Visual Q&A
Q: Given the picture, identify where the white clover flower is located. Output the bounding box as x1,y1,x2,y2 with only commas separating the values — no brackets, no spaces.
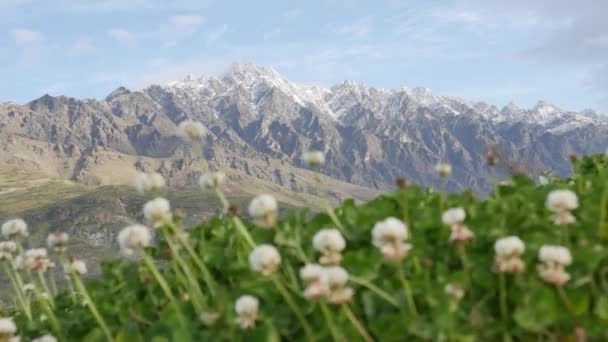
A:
47,232,69,253
539,245,572,266
0,241,17,260
435,163,452,177
32,335,57,342
249,244,281,276
494,236,526,274
22,283,35,293
200,311,221,327
494,236,525,258
300,263,326,283
545,190,578,212
537,245,572,286
23,248,51,273
442,208,466,226
199,172,226,190
0,318,16,336
1,219,28,239
302,151,325,167
324,266,353,304
248,194,278,228
313,229,346,265
372,217,412,262
143,197,173,228
449,224,474,245
235,295,259,329
65,260,87,276
177,120,207,142
300,264,330,300
444,283,465,300
117,225,152,256
134,172,166,195
12,255,23,271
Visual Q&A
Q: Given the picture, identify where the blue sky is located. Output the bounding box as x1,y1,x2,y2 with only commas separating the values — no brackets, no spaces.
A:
1,0,607,112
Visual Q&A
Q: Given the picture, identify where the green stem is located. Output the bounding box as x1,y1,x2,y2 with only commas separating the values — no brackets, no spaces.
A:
556,286,574,315
397,265,419,317
49,271,58,296
31,276,62,338
320,303,341,341
172,226,218,297
598,180,608,240
499,273,512,342
214,188,230,212
350,275,399,307
140,251,188,331
37,272,55,308
231,217,257,249
3,261,32,321
72,272,113,341
457,245,473,298
271,276,315,342
164,234,207,314
314,172,349,238
342,304,374,342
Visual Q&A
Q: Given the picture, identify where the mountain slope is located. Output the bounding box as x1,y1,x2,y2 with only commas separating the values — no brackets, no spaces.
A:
1,62,607,196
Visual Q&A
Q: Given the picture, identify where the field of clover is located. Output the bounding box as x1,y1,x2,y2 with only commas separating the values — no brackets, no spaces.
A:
1,120,608,342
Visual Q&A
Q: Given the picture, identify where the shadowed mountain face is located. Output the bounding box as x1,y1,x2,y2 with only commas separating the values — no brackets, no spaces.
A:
1,63,607,195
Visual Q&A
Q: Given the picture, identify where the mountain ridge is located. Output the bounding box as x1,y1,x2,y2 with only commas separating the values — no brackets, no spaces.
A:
1,62,607,197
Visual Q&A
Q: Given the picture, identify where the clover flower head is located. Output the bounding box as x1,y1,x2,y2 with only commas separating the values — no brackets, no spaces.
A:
313,229,345,265
372,217,411,262
143,197,173,228
12,255,23,271
539,245,572,266
444,283,465,300
65,259,87,275
22,283,35,293
494,236,526,274
442,208,466,226
435,163,452,177
249,244,281,276
324,266,353,304
1,219,28,239
0,241,17,260
47,232,69,252
177,120,207,142
494,236,525,258
302,150,325,166
199,172,226,190
235,295,259,329
537,245,572,286
0,318,16,337
134,172,166,195
24,248,51,273
117,225,152,256
545,190,578,212
300,264,330,300
248,194,278,228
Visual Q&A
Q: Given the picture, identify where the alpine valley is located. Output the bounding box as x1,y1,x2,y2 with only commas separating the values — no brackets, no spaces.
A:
1,62,607,254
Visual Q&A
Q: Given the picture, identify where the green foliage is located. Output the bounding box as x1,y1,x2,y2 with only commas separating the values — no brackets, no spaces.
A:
3,154,608,341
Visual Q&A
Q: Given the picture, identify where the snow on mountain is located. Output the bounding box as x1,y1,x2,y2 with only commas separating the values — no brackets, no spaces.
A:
159,62,605,134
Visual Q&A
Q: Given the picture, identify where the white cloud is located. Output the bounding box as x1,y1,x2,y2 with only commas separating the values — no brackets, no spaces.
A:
169,14,206,33
108,28,136,45
206,24,228,44
333,17,372,40
9,28,43,45
69,36,96,55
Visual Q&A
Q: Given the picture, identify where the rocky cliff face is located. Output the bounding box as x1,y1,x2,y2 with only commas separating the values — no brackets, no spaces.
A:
2,62,607,195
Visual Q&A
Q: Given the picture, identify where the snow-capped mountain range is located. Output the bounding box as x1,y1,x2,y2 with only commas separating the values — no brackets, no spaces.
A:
162,63,605,134
1,62,607,194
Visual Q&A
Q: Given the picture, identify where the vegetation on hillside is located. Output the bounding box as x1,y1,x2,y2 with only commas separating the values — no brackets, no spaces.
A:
1,122,607,341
